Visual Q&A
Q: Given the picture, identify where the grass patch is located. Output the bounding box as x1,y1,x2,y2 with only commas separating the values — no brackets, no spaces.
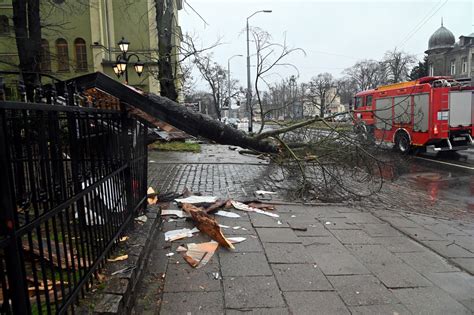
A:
149,141,201,153
262,120,352,131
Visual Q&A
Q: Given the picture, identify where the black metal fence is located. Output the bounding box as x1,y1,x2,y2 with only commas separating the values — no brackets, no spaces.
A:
0,97,148,313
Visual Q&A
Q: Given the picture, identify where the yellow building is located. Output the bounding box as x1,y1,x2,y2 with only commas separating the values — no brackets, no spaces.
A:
0,0,183,99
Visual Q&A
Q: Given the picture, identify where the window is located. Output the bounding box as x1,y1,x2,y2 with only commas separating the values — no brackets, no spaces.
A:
429,64,434,76
74,38,87,71
355,97,363,109
56,38,69,71
366,95,373,107
462,57,467,73
450,60,456,75
0,15,9,35
39,39,51,72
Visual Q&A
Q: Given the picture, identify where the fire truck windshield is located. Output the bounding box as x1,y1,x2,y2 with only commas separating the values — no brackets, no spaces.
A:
355,97,363,109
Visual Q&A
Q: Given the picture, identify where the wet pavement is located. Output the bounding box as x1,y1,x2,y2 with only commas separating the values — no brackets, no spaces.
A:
131,144,474,314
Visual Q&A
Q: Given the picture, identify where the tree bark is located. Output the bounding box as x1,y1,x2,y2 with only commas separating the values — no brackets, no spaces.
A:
12,0,42,101
155,0,178,101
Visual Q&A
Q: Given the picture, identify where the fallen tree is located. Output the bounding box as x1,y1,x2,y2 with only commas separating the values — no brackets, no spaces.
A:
70,72,397,202
71,72,278,154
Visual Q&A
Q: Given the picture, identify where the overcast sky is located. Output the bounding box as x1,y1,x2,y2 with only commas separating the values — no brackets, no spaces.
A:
180,0,473,90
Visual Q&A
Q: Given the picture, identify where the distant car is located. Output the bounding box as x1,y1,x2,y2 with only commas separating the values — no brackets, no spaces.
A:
334,113,351,122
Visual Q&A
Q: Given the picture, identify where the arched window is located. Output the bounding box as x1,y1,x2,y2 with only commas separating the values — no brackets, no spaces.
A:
0,15,9,35
74,38,88,71
39,39,51,72
56,38,69,71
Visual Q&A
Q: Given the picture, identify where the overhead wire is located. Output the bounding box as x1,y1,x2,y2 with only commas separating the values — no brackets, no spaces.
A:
396,0,443,47
397,0,449,48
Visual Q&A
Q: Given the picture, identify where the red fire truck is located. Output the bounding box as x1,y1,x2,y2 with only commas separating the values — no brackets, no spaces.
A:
353,76,474,153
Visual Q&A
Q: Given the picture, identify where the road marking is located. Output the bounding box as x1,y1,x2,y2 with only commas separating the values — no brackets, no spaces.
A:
415,156,474,170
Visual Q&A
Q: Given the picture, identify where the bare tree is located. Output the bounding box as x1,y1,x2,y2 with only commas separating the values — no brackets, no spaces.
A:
337,77,358,108
249,27,305,133
383,48,417,83
306,73,340,118
192,54,228,120
344,59,387,91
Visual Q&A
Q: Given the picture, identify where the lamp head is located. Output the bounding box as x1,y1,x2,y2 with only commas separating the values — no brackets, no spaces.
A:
113,64,121,77
134,61,145,77
118,37,130,53
116,57,127,72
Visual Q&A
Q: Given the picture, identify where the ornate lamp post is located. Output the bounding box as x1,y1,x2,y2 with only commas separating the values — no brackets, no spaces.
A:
113,37,145,84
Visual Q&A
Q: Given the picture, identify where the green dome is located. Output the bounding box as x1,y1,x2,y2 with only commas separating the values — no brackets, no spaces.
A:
428,25,455,51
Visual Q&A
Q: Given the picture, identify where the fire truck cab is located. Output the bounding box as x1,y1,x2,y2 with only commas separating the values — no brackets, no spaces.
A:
353,76,474,153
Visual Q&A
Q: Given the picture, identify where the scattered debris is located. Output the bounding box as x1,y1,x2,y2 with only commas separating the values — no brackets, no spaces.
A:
107,255,128,262
135,215,148,223
182,242,219,268
246,202,275,211
119,236,129,242
219,224,231,229
290,215,296,218
182,203,235,249
147,187,158,205
204,199,228,214
176,246,187,252
277,220,283,225
231,201,279,218
111,266,136,276
75,206,104,226
232,226,241,230
227,237,246,244
212,272,220,280
255,190,277,195
175,195,218,204
325,221,331,225
165,253,174,257
215,210,241,218
164,228,199,242
161,209,188,218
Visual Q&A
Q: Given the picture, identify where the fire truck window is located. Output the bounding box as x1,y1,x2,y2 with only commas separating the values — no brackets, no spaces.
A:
366,95,373,106
355,97,362,109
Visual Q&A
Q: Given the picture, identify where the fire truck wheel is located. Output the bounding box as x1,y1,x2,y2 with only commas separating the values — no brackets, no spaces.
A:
395,132,411,153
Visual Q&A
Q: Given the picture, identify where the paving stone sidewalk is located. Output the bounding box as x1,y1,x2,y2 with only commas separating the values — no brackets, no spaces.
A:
132,145,474,314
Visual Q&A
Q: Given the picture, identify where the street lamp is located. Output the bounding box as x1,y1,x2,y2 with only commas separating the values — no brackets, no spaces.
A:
246,9,272,132
228,54,243,118
113,37,144,84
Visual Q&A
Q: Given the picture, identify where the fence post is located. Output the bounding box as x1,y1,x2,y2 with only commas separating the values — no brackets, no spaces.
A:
120,105,133,216
0,110,30,314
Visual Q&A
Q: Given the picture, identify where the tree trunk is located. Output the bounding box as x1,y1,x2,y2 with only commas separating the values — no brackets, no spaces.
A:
72,72,279,154
12,0,42,101
155,0,178,101
319,98,325,117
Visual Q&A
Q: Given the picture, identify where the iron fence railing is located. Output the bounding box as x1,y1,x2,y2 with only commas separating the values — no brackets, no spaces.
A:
0,99,148,314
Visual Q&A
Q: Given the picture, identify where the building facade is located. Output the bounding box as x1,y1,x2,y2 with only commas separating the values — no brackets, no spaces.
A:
0,0,183,99
303,87,345,118
425,22,474,85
